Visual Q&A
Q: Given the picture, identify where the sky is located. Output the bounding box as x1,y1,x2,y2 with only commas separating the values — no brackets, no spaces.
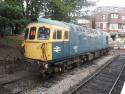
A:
97,0,125,7
90,0,125,7
87,0,125,12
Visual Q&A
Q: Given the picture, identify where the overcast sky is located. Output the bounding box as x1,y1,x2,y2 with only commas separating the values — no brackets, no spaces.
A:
90,0,125,7
98,0,125,7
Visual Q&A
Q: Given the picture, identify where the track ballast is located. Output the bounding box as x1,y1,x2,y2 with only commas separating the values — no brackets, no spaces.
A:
68,55,125,94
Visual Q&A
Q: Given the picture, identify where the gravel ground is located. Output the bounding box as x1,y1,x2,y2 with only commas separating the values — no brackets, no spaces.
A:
0,45,25,76
0,45,21,61
0,70,32,85
0,48,122,94
23,51,121,94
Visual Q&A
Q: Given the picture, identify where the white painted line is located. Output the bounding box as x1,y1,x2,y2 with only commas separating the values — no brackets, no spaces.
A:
121,82,125,94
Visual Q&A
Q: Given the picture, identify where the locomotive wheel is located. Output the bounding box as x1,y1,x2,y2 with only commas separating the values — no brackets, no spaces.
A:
61,64,67,73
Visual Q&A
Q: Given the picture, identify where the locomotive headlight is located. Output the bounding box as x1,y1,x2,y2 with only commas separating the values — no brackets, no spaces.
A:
45,64,48,69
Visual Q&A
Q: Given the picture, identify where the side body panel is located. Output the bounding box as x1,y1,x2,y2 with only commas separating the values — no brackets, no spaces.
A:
69,28,89,57
63,41,70,57
52,41,70,61
52,42,63,60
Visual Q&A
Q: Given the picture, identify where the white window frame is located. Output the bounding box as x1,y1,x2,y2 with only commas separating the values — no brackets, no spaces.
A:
122,16,125,20
110,13,118,18
114,7,118,12
107,7,110,12
102,15,106,19
98,7,101,12
102,23,107,30
110,24,118,30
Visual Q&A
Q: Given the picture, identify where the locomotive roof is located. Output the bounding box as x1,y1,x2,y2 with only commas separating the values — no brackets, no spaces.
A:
37,18,86,30
37,18,68,28
37,18,104,34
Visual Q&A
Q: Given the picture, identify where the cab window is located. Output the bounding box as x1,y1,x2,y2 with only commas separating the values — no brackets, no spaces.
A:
37,27,50,40
53,30,62,40
29,27,36,40
24,28,29,39
53,31,56,39
64,31,69,40
57,30,62,39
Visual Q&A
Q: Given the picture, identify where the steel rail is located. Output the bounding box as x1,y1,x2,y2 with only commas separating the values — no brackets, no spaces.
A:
68,55,119,94
108,62,125,94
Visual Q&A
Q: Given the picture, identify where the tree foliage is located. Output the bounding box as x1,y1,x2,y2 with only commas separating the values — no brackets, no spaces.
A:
0,1,23,21
0,0,96,36
65,0,96,19
22,0,95,21
0,0,28,36
49,0,71,21
23,0,43,20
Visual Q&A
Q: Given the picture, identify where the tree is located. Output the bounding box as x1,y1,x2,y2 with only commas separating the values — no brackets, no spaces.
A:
23,0,43,21
22,0,95,21
49,0,71,21
0,0,28,36
0,0,96,37
48,0,96,21
65,0,96,20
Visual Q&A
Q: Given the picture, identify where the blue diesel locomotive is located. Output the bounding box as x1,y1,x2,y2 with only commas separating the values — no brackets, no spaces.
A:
22,18,110,74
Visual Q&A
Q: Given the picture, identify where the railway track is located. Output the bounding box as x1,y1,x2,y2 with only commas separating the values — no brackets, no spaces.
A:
67,55,125,94
0,50,122,94
110,60,125,94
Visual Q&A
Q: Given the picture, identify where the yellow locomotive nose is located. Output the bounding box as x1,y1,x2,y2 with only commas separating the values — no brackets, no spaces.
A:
22,23,52,62
24,41,52,62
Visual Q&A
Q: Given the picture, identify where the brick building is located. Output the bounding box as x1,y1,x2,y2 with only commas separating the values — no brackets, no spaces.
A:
93,6,125,33
93,6,125,47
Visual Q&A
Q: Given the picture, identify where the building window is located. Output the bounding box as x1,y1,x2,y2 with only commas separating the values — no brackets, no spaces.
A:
122,25,125,32
100,23,103,29
110,24,118,30
122,16,125,20
102,23,107,30
102,15,106,19
96,22,100,28
98,7,101,12
114,7,118,12
111,13,118,18
107,7,110,12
